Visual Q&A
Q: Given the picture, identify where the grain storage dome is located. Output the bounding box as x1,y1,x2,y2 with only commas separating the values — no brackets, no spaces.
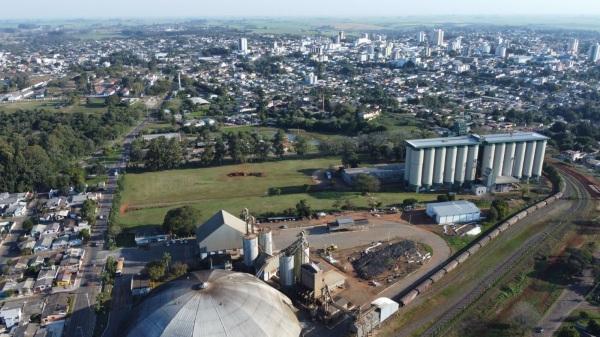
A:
124,270,302,337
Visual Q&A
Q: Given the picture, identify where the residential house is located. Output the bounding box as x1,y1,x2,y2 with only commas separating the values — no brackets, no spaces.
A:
41,294,69,326
34,269,58,293
45,198,68,211
30,224,47,237
29,255,45,267
43,223,61,236
54,272,72,288
33,236,54,253
59,257,82,274
18,239,35,253
18,278,34,297
3,202,27,217
51,236,69,251
0,303,22,329
1,280,18,296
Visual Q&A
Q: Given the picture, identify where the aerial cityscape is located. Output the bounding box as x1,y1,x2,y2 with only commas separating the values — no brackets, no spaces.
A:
0,1,599,337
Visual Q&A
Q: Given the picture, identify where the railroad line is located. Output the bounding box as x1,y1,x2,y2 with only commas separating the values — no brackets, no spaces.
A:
418,170,590,337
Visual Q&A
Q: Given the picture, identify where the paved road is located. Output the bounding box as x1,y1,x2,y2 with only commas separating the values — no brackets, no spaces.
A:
411,168,594,337
537,256,598,337
63,120,147,337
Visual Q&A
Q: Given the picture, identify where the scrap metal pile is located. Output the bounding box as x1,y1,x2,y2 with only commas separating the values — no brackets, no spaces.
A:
352,240,421,280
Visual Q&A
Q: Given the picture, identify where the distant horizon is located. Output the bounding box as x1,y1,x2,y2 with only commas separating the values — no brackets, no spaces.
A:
2,0,600,20
3,14,600,20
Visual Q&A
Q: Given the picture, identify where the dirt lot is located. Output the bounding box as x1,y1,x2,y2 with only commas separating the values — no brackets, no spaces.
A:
272,217,451,308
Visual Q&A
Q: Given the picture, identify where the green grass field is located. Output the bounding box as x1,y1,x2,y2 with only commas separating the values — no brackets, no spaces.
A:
118,157,440,229
0,100,107,114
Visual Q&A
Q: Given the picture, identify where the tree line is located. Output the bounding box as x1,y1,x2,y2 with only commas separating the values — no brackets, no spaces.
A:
130,129,407,172
0,105,142,192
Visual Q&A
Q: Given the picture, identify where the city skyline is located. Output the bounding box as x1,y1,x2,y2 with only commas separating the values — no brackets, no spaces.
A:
2,0,600,19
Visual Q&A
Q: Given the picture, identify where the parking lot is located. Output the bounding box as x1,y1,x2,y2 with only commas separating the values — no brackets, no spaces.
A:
119,239,198,276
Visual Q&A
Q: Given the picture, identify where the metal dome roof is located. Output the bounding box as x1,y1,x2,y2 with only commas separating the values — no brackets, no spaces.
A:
125,270,302,337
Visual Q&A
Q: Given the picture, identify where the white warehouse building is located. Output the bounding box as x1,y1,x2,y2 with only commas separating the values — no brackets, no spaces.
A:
404,132,548,191
426,200,481,225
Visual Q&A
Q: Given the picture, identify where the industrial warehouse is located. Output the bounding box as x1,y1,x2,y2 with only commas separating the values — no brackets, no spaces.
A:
425,200,481,225
404,132,548,191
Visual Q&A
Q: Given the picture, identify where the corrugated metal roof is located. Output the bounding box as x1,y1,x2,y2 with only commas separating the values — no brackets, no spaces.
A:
125,270,301,337
196,210,247,242
428,201,480,217
405,132,548,149
405,135,480,149
481,132,548,144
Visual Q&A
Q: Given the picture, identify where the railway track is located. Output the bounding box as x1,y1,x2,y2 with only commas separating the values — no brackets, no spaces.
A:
418,169,591,337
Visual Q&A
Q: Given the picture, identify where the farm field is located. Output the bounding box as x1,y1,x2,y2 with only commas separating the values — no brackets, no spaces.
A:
117,157,441,229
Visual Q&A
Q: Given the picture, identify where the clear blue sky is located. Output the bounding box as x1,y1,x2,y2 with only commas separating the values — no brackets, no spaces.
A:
2,0,600,19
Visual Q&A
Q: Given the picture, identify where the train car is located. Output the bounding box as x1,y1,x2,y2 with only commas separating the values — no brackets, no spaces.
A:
400,289,419,306
488,228,501,239
506,217,518,226
443,260,459,273
429,269,447,283
498,222,510,232
515,211,528,220
555,192,563,199
467,243,481,255
546,195,557,204
478,235,491,247
456,251,470,264
416,279,433,294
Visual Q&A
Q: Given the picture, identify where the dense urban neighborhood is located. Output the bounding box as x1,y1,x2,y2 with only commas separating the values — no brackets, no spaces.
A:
0,14,599,337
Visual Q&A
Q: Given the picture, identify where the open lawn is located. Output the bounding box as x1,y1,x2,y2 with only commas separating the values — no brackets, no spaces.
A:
118,157,440,229
0,100,107,114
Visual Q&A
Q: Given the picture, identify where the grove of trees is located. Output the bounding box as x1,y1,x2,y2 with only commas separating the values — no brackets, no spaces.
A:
0,105,142,192
162,206,201,237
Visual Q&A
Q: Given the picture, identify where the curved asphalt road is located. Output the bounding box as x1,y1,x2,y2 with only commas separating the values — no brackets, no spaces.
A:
273,220,451,302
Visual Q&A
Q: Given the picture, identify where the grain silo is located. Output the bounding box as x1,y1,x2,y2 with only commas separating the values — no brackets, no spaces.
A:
404,135,480,190
124,270,302,337
258,229,274,255
279,255,295,287
243,234,259,267
405,132,548,191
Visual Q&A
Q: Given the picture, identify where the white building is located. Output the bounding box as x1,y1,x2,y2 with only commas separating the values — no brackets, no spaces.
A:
589,43,600,63
568,38,579,55
0,305,21,328
239,38,248,53
196,210,247,254
418,31,426,43
496,45,507,58
426,200,481,225
433,29,444,46
305,72,318,85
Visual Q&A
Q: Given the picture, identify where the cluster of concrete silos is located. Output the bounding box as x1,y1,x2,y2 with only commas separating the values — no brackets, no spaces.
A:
404,135,480,190
404,132,549,191
480,139,547,184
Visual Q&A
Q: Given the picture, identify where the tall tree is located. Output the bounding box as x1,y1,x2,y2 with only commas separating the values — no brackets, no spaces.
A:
294,135,308,156
162,206,201,237
272,130,286,158
213,136,226,164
